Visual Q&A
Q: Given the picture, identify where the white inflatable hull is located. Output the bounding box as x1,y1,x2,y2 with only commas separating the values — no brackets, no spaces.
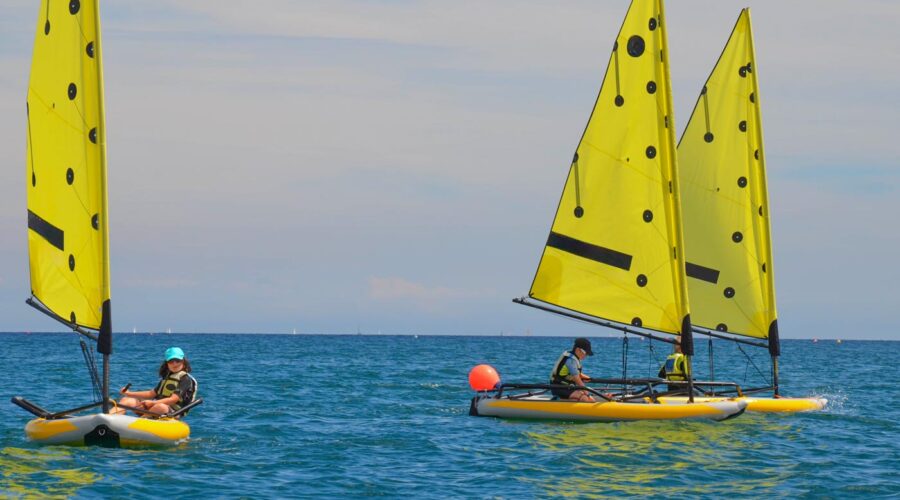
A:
25,413,190,447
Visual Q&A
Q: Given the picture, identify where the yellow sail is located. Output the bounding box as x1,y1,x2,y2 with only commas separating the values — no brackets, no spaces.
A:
26,0,111,334
677,9,777,341
529,0,690,336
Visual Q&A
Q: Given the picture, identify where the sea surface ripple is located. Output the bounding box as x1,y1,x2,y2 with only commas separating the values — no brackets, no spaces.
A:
1,333,898,498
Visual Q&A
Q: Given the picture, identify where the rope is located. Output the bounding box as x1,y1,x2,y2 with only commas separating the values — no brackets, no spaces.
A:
621,333,629,392
736,342,770,385
708,336,715,381
79,337,102,401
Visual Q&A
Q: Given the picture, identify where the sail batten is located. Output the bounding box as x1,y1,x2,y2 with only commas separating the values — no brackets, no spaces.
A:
528,0,691,338
677,8,776,341
26,0,111,336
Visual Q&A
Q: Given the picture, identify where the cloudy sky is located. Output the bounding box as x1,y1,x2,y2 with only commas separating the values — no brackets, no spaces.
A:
0,1,897,339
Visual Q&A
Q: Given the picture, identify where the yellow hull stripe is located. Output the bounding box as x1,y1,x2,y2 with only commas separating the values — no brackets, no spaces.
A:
127,418,190,441
25,419,78,441
658,396,826,413
484,399,727,420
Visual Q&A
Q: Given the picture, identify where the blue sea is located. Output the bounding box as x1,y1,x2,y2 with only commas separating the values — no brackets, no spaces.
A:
1,333,897,498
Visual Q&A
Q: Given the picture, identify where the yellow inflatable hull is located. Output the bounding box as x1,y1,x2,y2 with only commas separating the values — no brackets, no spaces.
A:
25,413,190,447
657,396,826,413
473,395,746,422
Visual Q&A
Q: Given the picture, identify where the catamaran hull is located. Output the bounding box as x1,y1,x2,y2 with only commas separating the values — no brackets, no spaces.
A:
472,395,746,422
657,396,826,413
25,413,189,447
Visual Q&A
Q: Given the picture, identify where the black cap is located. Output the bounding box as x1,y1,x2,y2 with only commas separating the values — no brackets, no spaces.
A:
574,337,593,356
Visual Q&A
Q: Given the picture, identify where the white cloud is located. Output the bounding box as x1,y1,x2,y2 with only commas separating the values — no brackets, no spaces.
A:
368,276,496,311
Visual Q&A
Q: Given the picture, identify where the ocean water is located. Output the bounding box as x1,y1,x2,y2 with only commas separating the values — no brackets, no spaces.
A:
0,333,897,498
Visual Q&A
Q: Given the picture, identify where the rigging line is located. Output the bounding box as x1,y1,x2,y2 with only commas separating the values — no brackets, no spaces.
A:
736,342,770,385
708,336,715,381
572,155,582,211
26,105,36,180
702,88,711,135
613,43,622,101
79,336,101,400
621,332,629,393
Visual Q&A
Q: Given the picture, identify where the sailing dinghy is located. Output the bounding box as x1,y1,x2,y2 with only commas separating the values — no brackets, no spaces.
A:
660,8,824,413
11,0,201,446
470,0,747,422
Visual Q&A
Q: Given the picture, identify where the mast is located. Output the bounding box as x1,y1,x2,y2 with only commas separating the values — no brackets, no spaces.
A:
745,8,779,394
520,0,694,399
91,0,113,411
656,0,695,400
676,8,778,394
26,0,112,410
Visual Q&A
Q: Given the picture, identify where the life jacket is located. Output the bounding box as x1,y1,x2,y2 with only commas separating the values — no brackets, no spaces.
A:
662,353,689,381
550,350,582,385
154,370,198,410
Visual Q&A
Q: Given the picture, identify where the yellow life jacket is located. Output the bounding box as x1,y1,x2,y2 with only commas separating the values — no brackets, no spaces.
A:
550,350,582,385
662,353,689,381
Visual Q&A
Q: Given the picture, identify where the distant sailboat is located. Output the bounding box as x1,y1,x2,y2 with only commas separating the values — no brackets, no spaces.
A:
11,0,201,446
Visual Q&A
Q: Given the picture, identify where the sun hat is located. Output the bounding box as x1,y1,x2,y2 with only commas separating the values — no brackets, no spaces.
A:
165,347,185,361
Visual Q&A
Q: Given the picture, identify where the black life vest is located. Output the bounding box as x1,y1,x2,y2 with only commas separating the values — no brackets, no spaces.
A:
154,370,197,410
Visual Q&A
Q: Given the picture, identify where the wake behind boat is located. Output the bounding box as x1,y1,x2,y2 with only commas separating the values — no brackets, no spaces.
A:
10,0,201,447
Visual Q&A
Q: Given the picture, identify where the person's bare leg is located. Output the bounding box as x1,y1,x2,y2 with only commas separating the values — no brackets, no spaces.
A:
569,390,596,402
147,402,171,415
109,396,140,415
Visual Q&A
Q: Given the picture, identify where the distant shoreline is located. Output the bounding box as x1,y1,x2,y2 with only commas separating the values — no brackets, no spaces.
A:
0,331,895,341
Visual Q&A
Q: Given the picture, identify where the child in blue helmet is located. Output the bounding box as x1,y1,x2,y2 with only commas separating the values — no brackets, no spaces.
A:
116,347,198,417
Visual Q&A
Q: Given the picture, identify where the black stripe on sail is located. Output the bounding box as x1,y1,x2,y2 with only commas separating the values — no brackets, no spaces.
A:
686,262,719,284
27,210,64,251
547,232,632,271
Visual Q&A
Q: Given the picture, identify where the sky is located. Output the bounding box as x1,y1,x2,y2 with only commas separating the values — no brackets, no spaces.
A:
0,1,898,339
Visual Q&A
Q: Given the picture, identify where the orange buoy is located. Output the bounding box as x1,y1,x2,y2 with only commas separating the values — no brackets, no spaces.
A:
468,364,501,391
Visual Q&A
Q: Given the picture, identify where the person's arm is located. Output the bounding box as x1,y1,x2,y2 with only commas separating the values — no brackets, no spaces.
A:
121,387,156,399
566,358,588,386
151,392,181,408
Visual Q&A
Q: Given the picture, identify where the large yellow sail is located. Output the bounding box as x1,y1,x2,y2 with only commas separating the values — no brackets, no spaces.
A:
529,0,690,336
26,0,111,335
677,9,777,342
